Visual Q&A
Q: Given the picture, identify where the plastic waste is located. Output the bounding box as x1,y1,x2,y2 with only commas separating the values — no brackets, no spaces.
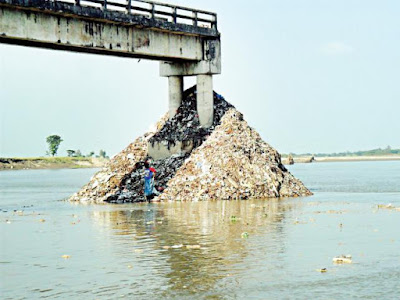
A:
241,232,249,239
69,86,311,204
186,245,201,249
333,255,352,264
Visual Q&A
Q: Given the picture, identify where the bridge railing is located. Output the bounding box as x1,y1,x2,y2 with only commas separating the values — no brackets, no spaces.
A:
57,0,217,29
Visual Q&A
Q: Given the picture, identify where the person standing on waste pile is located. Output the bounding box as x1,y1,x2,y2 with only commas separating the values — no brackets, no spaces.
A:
144,161,155,201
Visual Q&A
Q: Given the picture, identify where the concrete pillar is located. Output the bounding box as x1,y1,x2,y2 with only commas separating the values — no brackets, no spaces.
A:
168,76,183,119
196,74,214,127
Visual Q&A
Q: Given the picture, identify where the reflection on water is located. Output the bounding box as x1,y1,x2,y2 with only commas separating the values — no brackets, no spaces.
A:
90,199,297,296
1,162,400,299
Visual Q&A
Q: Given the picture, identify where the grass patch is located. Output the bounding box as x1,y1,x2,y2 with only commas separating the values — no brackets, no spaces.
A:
2,157,92,163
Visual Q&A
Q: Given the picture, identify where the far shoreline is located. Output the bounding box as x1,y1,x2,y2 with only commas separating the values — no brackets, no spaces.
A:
282,155,400,165
1,155,399,171
0,157,108,171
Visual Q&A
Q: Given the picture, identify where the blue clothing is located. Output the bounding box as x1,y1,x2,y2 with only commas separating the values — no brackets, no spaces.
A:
216,93,224,100
144,169,154,196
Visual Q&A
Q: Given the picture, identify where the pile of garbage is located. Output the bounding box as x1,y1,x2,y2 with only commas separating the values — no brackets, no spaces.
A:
69,87,311,204
156,109,312,201
104,87,235,203
149,86,233,149
68,114,168,203
106,153,189,203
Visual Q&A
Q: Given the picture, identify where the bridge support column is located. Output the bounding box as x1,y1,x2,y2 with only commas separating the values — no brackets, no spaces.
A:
197,75,214,128
168,76,183,119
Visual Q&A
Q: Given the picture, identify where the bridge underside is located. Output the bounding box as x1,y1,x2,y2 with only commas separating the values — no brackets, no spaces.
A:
1,4,206,61
0,34,197,61
0,0,221,128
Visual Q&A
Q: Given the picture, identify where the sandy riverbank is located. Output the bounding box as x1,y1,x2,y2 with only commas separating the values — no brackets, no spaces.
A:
282,155,400,164
0,157,108,171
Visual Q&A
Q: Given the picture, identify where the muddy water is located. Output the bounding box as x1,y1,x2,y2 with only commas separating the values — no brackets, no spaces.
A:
1,161,399,299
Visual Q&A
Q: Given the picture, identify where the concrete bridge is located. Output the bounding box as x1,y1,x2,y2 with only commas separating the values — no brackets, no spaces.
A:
0,0,221,127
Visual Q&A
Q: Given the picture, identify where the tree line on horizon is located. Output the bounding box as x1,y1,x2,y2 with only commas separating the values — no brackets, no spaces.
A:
46,135,108,158
286,146,400,158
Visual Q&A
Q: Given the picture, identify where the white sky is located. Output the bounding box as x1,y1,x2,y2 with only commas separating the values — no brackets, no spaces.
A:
1,0,399,157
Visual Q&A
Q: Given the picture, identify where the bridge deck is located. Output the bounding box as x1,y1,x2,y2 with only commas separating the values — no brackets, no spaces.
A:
0,0,220,127
0,0,219,37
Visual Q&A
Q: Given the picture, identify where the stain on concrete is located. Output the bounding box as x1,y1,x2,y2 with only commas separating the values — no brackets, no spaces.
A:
0,0,219,63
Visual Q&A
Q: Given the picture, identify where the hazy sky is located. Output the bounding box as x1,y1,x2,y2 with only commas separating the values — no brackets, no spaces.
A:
1,0,399,157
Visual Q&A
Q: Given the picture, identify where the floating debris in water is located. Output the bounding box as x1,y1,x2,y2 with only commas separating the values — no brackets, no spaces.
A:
241,232,249,239
61,255,71,259
377,204,400,211
230,216,239,222
186,245,201,249
163,244,199,250
333,255,352,264
314,210,347,214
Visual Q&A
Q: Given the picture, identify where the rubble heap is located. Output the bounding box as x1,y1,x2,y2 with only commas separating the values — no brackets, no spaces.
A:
149,86,233,149
157,109,312,201
106,153,189,203
69,87,311,204
68,114,168,203
106,87,234,203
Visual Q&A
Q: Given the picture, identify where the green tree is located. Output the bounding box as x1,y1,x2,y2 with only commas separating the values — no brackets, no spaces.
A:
87,151,95,157
46,135,63,156
99,149,107,158
67,150,76,157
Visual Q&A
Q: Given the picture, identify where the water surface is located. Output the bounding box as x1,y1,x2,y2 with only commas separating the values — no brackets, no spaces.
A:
1,161,399,299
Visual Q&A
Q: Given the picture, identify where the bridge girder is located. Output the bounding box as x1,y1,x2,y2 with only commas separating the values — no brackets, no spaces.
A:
0,0,221,127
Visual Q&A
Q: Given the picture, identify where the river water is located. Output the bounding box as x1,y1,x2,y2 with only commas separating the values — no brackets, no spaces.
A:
1,161,399,299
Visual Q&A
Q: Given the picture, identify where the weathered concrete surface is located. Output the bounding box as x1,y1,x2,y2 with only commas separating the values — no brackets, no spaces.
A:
0,0,219,37
197,75,214,127
0,0,221,125
168,76,183,119
0,4,206,61
160,39,221,76
148,140,193,160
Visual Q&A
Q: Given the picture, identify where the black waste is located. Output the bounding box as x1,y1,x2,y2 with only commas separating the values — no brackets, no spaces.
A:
105,86,234,203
